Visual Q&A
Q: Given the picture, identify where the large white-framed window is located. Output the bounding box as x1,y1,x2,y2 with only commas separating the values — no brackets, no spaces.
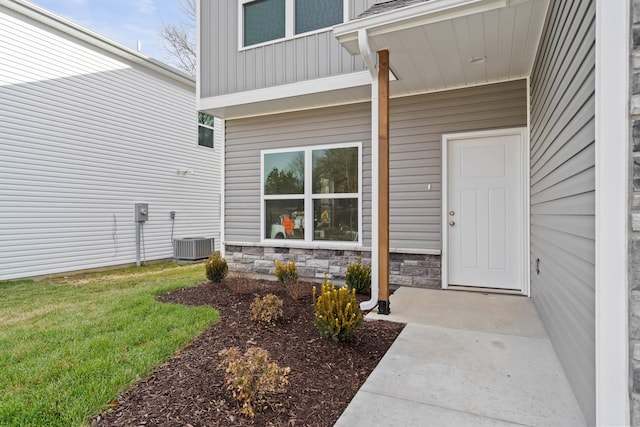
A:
239,0,347,49
261,143,362,245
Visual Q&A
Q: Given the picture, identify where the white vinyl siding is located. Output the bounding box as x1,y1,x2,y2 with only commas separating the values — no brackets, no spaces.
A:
0,5,221,280
225,80,526,250
529,0,595,424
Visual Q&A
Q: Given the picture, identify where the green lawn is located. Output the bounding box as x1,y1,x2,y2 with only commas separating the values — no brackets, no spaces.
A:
0,262,219,426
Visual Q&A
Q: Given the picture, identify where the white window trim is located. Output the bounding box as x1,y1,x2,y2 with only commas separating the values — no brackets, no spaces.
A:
238,0,349,51
260,142,363,246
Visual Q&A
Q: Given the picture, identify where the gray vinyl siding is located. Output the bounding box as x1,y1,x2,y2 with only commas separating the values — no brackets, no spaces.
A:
0,5,221,280
225,80,526,249
199,0,376,98
389,79,527,249
529,0,595,424
225,103,373,245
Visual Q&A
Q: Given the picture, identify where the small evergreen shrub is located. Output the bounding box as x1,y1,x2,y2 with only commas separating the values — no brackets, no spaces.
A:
273,260,298,286
218,346,290,419
205,252,228,282
345,257,371,294
274,259,306,299
312,279,363,341
250,294,284,325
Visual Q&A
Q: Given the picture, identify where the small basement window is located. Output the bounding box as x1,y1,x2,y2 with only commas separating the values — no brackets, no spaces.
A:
198,113,214,148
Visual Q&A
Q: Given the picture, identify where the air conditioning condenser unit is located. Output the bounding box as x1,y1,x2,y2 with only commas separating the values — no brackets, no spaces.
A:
173,237,215,261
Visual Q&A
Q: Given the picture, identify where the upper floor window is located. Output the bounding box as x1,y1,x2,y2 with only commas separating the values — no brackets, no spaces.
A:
241,0,345,48
243,0,286,47
295,0,343,34
198,113,214,148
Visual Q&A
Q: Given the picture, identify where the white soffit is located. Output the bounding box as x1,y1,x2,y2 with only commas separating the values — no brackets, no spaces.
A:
334,0,550,96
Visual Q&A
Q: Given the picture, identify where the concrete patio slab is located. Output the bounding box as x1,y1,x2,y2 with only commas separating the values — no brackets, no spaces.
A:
335,389,529,427
335,287,586,426
366,287,547,338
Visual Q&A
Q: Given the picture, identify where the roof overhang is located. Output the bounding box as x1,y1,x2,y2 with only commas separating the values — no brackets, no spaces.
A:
198,71,374,120
334,0,550,97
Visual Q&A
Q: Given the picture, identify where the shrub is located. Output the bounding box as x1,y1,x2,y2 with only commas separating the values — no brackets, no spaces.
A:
274,259,305,300
273,260,298,286
226,272,259,294
250,294,283,325
205,252,228,282
312,279,363,341
345,257,371,294
218,346,290,419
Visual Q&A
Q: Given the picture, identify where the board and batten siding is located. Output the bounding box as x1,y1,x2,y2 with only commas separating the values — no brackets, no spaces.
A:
529,0,595,424
199,0,376,99
225,80,526,250
0,5,221,280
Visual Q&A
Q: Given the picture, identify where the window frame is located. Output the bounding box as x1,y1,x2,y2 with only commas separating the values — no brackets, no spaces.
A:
260,142,363,246
198,113,215,149
238,0,349,50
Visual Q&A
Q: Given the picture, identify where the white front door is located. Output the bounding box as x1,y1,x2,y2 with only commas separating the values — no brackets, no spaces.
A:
443,128,526,292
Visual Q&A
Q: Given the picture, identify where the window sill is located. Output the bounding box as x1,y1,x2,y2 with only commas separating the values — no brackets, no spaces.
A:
224,241,442,256
226,240,364,251
238,26,333,52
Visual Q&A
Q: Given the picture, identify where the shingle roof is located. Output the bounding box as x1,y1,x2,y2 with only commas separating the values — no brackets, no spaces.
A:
357,0,433,19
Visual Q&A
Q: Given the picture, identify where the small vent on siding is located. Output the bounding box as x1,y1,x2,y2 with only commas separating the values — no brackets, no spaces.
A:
173,237,215,260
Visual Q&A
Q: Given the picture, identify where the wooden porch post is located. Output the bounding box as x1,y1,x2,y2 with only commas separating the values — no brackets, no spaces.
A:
378,49,390,315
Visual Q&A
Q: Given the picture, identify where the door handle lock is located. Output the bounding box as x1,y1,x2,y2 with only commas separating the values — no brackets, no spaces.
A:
449,221,455,226
449,211,455,216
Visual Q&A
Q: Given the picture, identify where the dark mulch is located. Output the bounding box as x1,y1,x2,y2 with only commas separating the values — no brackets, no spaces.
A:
93,276,404,427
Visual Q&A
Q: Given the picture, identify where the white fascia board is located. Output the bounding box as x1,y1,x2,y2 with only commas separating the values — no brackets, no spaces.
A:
334,0,506,54
1,0,195,88
197,71,372,118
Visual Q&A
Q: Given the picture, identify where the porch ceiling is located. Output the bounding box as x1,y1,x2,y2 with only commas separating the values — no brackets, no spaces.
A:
334,0,550,96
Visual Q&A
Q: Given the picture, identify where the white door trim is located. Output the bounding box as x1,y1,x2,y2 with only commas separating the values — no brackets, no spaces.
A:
594,0,629,423
441,127,530,296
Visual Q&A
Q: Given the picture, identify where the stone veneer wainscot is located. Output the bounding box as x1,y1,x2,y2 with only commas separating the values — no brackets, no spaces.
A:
224,243,441,288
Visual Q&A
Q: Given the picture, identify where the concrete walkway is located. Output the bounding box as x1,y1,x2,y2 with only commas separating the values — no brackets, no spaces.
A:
334,288,586,427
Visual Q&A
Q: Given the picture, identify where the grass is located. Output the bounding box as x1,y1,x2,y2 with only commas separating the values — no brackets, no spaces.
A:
0,262,219,426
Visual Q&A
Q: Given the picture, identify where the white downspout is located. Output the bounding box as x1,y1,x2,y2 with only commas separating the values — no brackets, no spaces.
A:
358,28,379,311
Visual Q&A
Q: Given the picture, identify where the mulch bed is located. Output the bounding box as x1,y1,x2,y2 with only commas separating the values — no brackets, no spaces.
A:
93,276,404,426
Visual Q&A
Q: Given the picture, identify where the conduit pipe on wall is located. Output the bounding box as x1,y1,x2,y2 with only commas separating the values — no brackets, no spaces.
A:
358,28,380,311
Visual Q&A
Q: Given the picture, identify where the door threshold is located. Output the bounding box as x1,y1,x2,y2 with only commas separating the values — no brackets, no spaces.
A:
446,285,527,296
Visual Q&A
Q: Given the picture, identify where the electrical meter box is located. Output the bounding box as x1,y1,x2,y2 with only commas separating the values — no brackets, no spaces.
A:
134,203,149,222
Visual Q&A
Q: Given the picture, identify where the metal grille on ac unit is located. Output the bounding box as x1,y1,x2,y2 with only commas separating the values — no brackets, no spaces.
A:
173,237,215,260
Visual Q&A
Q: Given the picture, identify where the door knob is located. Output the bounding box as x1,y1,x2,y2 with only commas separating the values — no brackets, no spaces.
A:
449,211,455,216
449,221,455,226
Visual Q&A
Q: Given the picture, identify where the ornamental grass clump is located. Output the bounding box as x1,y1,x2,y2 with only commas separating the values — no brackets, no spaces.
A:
313,279,363,341
218,346,290,419
205,252,228,282
345,257,371,294
250,293,284,325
